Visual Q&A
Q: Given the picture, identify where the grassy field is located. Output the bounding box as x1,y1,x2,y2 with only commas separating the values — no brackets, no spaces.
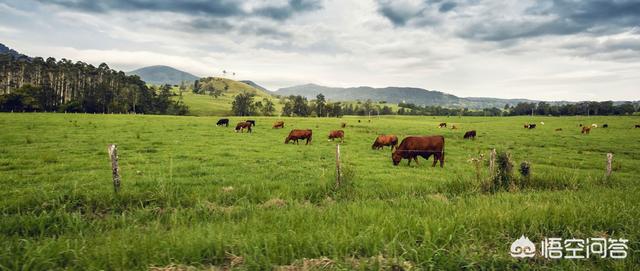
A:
1,113,639,270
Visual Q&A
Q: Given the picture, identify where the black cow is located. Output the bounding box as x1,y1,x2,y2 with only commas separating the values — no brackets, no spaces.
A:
216,118,229,127
528,124,537,129
463,130,476,140
603,124,608,128
245,120,256,127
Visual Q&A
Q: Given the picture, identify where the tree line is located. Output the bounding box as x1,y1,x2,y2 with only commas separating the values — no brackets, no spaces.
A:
396,101,639,117
0,54,188,114
231,93,395,117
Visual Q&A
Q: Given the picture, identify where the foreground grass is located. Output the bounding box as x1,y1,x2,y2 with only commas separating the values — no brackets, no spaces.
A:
0,113,639,270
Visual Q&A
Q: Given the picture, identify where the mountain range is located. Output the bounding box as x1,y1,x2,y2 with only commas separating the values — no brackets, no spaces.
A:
126,65,199,85
274,84,543,109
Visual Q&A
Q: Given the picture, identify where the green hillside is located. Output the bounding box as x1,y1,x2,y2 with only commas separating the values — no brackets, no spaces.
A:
175,77,280,116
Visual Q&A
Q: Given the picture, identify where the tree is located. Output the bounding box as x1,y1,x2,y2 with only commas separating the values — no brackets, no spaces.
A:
231,92,256,116
315,93,326,117
290,95,310,116
261,98,276,116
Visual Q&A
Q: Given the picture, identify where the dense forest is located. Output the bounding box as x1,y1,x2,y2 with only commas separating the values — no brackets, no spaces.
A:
0,54,187,114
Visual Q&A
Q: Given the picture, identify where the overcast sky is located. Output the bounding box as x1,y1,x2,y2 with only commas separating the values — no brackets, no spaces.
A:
1,0,639,101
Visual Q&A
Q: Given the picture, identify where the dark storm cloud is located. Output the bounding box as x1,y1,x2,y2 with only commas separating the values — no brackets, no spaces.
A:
37,0,323,20
439,2,456,12
36,0,243,17
377,0,640,41
254,0,322,21
470,0,640,41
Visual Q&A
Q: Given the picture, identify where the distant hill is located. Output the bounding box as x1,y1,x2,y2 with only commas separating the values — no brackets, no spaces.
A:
240,80,270,92
278,83,468,105
126,65,199,85
0,43,30,60
275,83,576,109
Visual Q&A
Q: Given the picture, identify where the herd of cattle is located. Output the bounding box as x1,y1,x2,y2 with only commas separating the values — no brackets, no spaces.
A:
523,122,640,134
215,118,640,166
213,119,476,167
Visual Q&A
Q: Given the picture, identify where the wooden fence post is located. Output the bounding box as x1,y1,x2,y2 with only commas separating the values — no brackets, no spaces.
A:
606,153,613,178
108,144,121,193
335,144,341,187
489,149,496,176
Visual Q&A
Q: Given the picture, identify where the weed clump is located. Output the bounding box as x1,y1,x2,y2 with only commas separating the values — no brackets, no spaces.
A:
482,150,515,193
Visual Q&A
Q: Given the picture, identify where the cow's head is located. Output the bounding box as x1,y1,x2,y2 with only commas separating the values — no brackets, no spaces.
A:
391,151,402,166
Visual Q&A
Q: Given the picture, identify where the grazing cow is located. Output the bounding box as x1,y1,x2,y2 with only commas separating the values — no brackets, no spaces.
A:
591,124,598,128
341,122,347,128
246,120,256,127
372,135,398,150
358,120,361,123
438,122,447,128
581,126,591,134
451,125,458,130
636,125,640,128
328,130,344,142
272,121,285,129
235,122,252,133
463,130,476,140
285,129,312,145
216,118,229,127
579,124,583,127
528,124,537,129
602,124,608,128
555,128,563,131
392,136,445,167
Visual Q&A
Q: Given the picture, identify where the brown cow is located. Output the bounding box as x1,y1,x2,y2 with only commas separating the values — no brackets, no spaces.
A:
341,122,347,128
328,130,344,142
581,126,591,134
235,122,252,133
438,122,447,128
285,129,312,145
463,130,476,140
451,125,458,130
273,121,285,129
372,135,398,150
392,136,445,167
555,128,563,131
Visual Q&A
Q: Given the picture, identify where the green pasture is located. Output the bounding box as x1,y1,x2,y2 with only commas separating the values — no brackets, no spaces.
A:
0,113,639,270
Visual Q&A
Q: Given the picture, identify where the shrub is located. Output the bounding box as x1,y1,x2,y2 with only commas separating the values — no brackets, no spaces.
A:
483,150,515,193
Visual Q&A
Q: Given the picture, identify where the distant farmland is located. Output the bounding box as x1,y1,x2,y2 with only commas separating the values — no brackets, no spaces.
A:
0,113,638,270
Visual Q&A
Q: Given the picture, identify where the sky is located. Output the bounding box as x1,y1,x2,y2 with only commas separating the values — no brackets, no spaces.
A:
0,0,639,101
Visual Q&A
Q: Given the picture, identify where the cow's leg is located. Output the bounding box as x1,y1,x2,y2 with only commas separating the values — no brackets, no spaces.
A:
432,154,438,167
413,156,420,165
